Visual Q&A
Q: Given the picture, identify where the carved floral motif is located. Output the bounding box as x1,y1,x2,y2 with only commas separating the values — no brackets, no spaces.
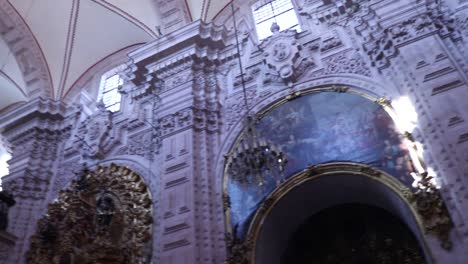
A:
225,89,257,130
323,49,371,77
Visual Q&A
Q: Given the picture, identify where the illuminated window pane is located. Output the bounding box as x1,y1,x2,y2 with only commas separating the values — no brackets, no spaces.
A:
0,143,11,190
252,0,301,40
256,18,276,40
98,73,122,112
276,10,298,30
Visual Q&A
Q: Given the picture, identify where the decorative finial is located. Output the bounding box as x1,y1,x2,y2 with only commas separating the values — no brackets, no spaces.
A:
270,22,280,33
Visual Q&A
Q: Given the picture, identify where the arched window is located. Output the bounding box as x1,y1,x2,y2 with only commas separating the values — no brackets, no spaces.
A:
252,0,301,40
98,69,123,112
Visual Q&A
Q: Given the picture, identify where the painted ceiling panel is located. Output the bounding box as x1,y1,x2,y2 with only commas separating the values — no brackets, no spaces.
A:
10,0,72,97
63,0,153,97
0,29,27,110
1,0,230,108
187,0,203,21
0,35,26,94
0,75,27,111
103,0,161,35
205,0,230,22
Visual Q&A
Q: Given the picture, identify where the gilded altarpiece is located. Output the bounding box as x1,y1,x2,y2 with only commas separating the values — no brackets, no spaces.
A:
27,165,153,264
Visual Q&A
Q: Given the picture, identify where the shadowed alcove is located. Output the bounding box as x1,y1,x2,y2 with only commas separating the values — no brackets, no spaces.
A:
252,169,432,264
282,203,425,264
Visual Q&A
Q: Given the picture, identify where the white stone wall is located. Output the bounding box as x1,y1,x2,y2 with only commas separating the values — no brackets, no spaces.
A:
0,0,467,263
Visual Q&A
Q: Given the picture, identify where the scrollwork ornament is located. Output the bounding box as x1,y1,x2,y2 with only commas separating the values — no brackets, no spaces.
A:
410,172,453,250
225,232,253,264
27,164,153,263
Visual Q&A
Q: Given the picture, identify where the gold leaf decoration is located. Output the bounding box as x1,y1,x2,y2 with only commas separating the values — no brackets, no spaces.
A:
27,164,153,264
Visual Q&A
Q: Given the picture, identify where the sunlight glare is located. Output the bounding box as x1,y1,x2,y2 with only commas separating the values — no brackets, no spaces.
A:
392,96,418,133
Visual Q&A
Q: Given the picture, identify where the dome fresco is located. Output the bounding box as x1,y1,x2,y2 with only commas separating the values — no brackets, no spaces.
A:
228,92,416,238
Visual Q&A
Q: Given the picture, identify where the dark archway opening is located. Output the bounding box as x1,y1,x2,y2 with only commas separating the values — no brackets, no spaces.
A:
281,204,426,264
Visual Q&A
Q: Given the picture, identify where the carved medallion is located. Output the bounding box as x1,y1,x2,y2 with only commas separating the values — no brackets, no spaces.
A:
272,42,290,61
260,23,315,83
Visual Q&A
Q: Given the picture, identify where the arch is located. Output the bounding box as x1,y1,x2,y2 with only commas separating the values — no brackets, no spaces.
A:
93,155,158,195
215,77,399,195
218,84,414,237
220,82,454,263
0,1,53,99
27,164,153,263
221,84,420,234
245,162,433,264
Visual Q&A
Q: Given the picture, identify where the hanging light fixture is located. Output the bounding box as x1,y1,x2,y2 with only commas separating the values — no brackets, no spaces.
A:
226,1,287,188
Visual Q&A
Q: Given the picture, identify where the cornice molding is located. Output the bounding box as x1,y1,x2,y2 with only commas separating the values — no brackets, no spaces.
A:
0,98,70,140
128,20,232,64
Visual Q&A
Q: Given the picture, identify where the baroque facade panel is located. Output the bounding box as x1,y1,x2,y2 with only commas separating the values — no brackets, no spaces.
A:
1,1,468,263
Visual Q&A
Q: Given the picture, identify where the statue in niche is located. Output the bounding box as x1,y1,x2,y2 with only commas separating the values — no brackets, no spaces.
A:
95,189,116,231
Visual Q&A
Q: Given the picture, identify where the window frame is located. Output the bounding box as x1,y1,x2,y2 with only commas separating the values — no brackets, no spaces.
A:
251,0,302,40
97,66,125,112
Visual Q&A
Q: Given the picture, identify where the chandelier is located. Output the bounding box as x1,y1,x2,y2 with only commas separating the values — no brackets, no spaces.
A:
228,116,287,187
226,2,287,188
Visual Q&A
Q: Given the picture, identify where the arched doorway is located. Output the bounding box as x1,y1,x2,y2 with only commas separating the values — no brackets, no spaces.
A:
282,204,425,264
250,163,432,264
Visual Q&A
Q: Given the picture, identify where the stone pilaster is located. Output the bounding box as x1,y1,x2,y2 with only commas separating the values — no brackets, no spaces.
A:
125,20,235,264
0,98,71,263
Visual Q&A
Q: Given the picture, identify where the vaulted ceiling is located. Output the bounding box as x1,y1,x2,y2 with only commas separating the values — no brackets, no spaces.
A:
0,0,231,111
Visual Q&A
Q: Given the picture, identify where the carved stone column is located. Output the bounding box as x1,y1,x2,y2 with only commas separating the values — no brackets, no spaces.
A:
0,98,71,263
126,21,235,264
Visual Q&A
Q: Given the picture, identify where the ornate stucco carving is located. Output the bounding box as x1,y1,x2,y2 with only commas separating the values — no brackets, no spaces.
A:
1,1,468,262
322,49,371,77
159,107,193,137
410,172,454,250
74,102,114,160
298,0,368,27
0,98,71,263
260,23,315,85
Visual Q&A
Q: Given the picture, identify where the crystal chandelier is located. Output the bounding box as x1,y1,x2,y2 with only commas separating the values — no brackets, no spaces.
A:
228,116,287,187
226,2,287,188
